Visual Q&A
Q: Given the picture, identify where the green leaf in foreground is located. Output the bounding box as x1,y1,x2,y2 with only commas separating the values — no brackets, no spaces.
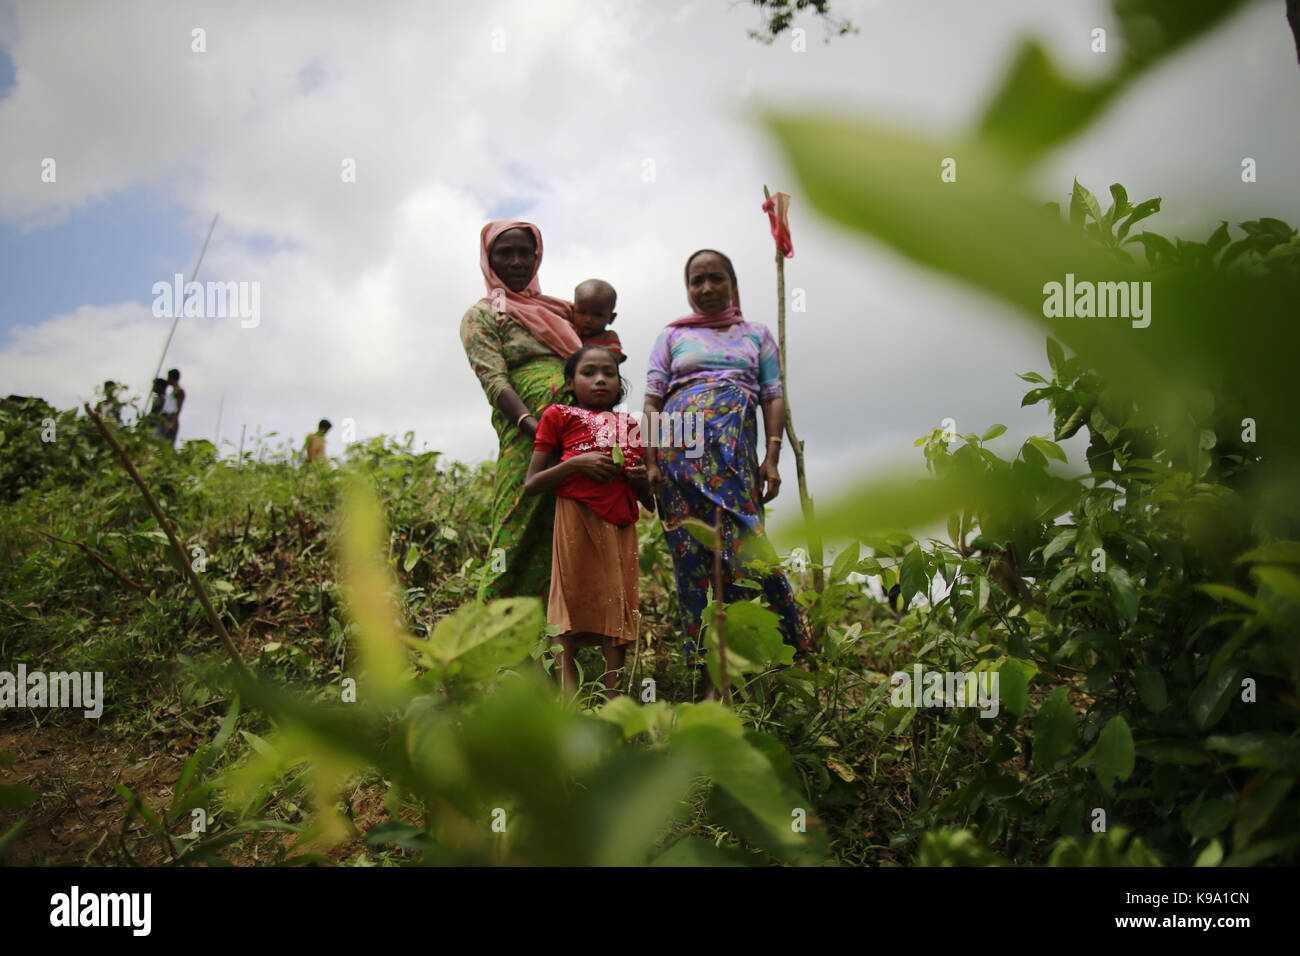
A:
1134,665,1167,713
829,542,860,584
1233,775,1294,851
680,517,718,550
898,546,928,608
772,463,1028,545
675,724,824,865
1189,666,1241,732
1094,715,1135,794
1235,540,1300,565
364,821,435,853
1187,799,1235,841
419,598,543,680
1107,566,1139,624
974,1,1253,165
997,658,1030,718
1033,687,1076,771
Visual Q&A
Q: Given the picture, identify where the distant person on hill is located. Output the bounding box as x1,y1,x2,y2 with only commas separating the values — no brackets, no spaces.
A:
94,380,124,424
147,378,169,439
162,369,185,445
304,419,331,463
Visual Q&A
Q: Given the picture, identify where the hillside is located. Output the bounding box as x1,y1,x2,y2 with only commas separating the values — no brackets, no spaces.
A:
3,316,1297,867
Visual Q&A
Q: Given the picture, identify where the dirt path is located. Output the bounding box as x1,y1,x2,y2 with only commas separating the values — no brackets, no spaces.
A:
0,719,186,865
1,716,406,866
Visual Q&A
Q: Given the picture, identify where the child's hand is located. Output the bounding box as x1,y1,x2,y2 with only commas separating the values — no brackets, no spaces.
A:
625,462,647,482
568,452,622,482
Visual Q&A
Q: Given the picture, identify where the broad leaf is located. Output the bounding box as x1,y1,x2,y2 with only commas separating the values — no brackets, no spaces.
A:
422,598,543,680
1033,687,1076,770
1094,715,1135,794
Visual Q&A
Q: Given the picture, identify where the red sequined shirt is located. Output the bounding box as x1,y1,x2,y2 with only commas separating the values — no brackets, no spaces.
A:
534,405,645,526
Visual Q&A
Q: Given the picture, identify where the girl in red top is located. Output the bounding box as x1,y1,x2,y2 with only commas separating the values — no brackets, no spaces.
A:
524,346,654,699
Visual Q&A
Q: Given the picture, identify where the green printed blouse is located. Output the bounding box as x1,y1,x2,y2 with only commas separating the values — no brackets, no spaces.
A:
460,301,565,405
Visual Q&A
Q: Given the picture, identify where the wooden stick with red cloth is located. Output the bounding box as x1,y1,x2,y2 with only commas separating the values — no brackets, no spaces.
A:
762,186,825,600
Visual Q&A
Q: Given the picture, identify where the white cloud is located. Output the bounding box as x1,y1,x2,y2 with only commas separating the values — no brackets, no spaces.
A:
1,0,1296,506
1,301,163,405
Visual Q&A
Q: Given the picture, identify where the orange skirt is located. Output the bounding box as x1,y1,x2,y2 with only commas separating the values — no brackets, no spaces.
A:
548,495,639,646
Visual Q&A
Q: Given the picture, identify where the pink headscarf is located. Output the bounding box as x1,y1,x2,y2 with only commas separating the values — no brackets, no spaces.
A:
479,220,583,357
669,248,744,329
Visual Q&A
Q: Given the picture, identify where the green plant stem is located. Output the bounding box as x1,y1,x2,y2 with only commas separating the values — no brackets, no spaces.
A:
713,505,731,707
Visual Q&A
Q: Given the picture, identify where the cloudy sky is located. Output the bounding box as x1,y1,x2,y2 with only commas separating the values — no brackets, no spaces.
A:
2,0,1297,524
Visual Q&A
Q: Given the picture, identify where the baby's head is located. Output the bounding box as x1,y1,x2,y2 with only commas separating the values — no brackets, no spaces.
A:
573,279,617,336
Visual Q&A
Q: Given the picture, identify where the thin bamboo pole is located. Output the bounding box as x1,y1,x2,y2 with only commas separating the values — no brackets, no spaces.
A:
149,213,218,391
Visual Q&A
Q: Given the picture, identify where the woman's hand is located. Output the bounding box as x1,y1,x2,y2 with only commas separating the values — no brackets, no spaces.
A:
626,461,656,512
760,456,781,502
642,395,665,500
645,460,663,498
568,452,623,482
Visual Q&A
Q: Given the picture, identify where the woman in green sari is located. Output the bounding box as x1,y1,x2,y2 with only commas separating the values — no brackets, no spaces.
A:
460,221,583,600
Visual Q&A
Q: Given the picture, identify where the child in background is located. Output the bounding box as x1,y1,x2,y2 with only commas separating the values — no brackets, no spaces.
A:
524,345,653,699
304,419,331,463
573,279,626,364
161,368,185,446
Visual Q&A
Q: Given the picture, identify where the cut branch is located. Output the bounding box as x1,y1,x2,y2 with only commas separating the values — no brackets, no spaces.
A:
83,403,251,680
32,529,145,592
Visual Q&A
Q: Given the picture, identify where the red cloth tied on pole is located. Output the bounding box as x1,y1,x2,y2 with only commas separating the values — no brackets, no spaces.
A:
762,192,794,258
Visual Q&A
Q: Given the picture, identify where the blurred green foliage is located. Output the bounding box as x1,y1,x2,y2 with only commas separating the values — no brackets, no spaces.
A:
761,0,1299,864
